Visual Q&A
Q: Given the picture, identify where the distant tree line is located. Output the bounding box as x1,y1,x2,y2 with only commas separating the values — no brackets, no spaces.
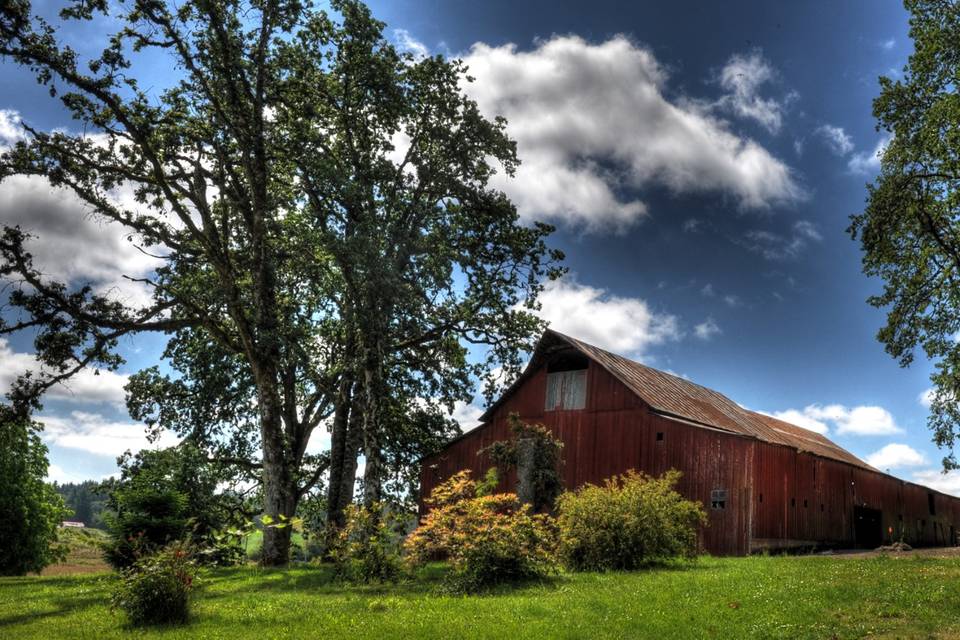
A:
54,480,109,529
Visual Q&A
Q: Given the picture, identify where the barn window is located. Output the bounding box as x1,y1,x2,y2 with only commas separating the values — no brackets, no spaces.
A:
711,489,727,510
758,493,763,503
545,369,587,411
928,492,936,516
656,432,664,442
820,503,825,512
790,497,796,508
803,499,808,508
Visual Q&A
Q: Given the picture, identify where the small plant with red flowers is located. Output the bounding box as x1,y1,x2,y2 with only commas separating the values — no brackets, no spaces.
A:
111,541,198,626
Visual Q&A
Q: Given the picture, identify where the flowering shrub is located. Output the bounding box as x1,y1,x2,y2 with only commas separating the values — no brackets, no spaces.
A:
111,542,197,626
555,469,705,572
331,503,406,584
405,471,557,592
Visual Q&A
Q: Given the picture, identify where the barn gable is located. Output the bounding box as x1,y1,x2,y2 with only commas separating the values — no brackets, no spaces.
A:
482,329,872,471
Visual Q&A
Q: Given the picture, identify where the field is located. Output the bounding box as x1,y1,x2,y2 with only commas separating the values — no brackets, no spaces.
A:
4,550,960,639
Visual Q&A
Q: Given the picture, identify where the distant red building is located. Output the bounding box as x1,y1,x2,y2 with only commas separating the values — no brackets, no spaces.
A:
421,330,960,555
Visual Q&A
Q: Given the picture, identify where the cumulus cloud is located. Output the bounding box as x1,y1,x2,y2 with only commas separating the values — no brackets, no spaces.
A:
766,403,904,436
0,338,130,407
866,443,927,470
911,468,960,496
919,388,935,408
0,173,162,306
451,400,485,432
694,317,721,340
848,135,892,174
740,219,822,260
393,29,429,60
533,278,679,356
39,410,177,458
716,51,788,134
0,109,25,146
815,124,854,156
461,36,802,231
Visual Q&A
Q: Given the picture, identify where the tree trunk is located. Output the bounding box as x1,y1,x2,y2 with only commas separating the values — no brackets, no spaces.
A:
362,356,383,506
326,377,354,529
258,385,295,566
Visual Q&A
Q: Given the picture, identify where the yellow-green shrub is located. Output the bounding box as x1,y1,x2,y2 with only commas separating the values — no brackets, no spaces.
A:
405,471,557,592
331,503,405,584
555,469,705,571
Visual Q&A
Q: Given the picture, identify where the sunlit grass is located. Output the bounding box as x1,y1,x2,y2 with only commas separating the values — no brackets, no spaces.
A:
3,554,960,639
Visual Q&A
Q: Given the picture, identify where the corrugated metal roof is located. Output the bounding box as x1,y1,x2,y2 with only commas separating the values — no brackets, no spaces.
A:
482,329,876,472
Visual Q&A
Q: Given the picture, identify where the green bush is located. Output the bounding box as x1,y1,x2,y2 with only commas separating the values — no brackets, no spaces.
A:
111,543,197,627
331,503,405,584
103,486,189,569
405,471,558,592
555,469,705,572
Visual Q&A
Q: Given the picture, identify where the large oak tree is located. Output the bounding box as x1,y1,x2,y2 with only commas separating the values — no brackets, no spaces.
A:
0,0,561,565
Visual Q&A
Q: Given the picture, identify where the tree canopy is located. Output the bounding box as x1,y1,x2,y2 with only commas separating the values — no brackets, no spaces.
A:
850,0,960,470
0,0,562,564
0,405,69,576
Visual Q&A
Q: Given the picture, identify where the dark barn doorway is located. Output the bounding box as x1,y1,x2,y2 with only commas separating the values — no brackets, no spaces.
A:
854,506,882,549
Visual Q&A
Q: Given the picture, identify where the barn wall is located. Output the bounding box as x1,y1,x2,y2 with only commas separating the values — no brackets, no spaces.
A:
420,360,754,555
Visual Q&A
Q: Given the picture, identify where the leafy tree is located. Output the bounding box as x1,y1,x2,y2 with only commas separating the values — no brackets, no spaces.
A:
103,443,247,568
0,0,560,564
0,405,69,576
55,480,109,528
849,0,960,469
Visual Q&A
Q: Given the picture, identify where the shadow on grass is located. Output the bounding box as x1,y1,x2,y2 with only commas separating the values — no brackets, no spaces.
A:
0,588,107,629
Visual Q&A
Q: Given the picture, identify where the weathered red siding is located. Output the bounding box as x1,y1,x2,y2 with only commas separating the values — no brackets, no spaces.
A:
421,358,960,555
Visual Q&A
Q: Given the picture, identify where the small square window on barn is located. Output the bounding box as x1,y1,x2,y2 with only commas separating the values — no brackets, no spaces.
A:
711,489,727,510
791,497,796,508
545,369,587,411
758,493,763,503
803,499,808,508
656,432,664,442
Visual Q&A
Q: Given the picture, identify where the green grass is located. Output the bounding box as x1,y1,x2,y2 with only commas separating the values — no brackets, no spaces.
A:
3,554,960,639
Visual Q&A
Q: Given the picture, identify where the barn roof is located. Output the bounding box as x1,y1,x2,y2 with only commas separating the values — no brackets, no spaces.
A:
481,329,875,472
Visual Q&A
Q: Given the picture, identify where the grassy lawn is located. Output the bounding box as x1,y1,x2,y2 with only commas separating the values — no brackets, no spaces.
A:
3,553,960,639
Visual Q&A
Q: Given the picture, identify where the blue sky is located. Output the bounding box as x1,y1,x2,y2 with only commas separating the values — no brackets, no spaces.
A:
1,1,954,493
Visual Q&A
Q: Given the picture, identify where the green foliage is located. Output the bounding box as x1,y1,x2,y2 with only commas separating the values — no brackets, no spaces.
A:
103,445,245,569
555,470,705,572
405,471,557,593
331,503,406,583
848,0,960,468
481,413,564,511
111,543,197,627
103,486,189,570
54,480,109,528
0,406,70,576
0,0,563,564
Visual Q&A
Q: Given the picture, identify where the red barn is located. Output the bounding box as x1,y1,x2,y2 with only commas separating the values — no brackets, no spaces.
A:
421,329,960,555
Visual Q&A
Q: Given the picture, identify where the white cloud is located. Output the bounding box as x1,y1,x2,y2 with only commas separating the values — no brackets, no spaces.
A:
462,36,801,231
881,38,896,51
911,468,960,497
765,408,830,434
534,278,679,356
39,410,177,458
0,172,162,306
451,401,484,432
682,218,703,233
815,124,854,156
919,388,935,408
848,135,892,174
723,294,740,307
716,51,787,134
0,338,130,407
768,403,904,436
700,283,715,297
694,317,721,340
0,109,24,147
866,443,927,470
393,29,429,61
741,219,822,260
